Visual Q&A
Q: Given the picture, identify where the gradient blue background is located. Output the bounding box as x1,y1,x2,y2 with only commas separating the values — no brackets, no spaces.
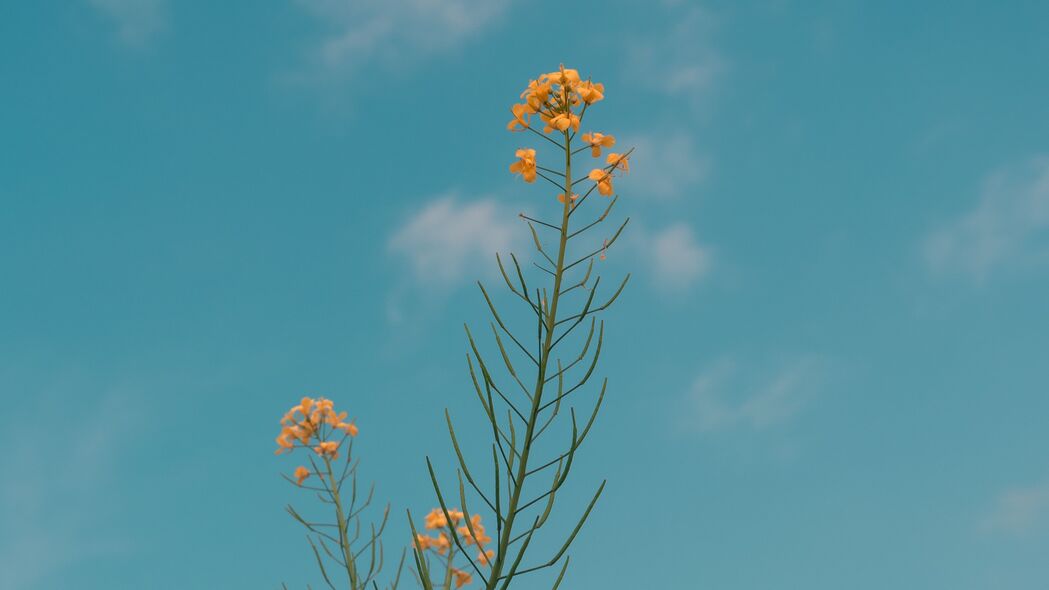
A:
3,1,1049,588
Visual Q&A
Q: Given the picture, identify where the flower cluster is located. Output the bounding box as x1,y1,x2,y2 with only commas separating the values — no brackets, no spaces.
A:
414,508,495,588
507,64,630,203
506,65,602,134
275,396,358,485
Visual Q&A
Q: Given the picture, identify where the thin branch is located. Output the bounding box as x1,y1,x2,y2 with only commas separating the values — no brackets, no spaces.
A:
518,213,561,232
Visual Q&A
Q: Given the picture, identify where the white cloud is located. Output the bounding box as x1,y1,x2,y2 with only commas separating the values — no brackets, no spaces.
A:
642,222,713,290
983,480,1049,534
0,390,141,588
388,194,526,286
294,0,510,76
88,0,166,46
924,156,1049,280
678,356,826,433
624,5,726,108
619,133,709,199
387,197,710,300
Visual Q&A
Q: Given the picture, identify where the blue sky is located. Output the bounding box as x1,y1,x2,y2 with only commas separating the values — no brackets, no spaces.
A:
2,1,1049,588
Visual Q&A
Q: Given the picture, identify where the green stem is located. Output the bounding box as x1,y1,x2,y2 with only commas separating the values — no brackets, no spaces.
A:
443,541,457,590
488,129,574,590
326,456,359,590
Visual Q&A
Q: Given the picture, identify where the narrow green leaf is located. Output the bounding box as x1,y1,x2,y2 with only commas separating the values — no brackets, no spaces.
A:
550,556,571,590
406,510,434,590
307,536,338,590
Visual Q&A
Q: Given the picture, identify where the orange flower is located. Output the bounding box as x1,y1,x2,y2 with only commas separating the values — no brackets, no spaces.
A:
414,533,436,551
311,398,335,424
580,132,615,157
588,169,615,196
509,148,537,183
477,549,495,566
576,80,605,104
414,532,451,554
313,440,339,459
276,396,358,455
294,466,310,486
434,532,450,555
606,152,629,173
457,514,491,546
520,79,552,110
557,192,578,205
451,568,473,588
543,112,580,134
275,431,295,454
544,65,581,89
424,507,462,529
507,103,532,131
286,424,312,444
424,508,445,530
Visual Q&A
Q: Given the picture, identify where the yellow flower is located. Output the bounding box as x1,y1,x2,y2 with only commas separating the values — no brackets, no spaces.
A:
543,65,581,88
313,440,340,459
576,80,605,104
542,112,580,134
557,192,578,205
414,534,433,551
606,152,630,173
477,549,495,566
422,507,464,530
457,514,491,546
311,398,335,424
451,568,473,588
434,532,450,555
424,508,445,529
413,532,450,554
275,431,295,454
290,424,312,444
276,396,357,456
520,79,552,109
324,410,347,426
294,466,310,486
509,148,537,183
580,132,616,157
507,103,532,131
588,168,615,196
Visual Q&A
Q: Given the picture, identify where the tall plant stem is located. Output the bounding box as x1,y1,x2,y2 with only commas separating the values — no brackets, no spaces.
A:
326,457,360,589
487,129,575,590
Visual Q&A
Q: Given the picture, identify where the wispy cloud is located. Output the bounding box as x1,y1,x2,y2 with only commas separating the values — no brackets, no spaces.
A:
677,356,827,434
87,0,167,46
388,194,526,287
620,133,710,199
0,390,142,588
293,0,510,78
924,156,1049,281
623,5,726,110
612,5,720,294
385,194,708,323
634,222,713,291
983,479,1049,534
